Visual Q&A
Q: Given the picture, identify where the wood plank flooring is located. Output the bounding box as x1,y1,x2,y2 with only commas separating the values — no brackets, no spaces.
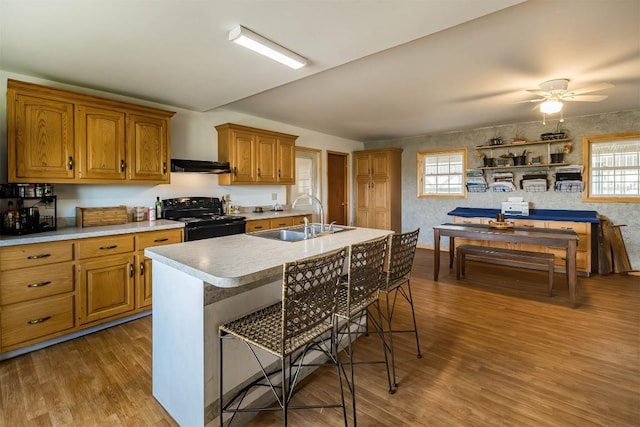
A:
1,249,638,426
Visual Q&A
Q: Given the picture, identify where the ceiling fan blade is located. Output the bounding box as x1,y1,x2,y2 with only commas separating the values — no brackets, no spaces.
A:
526,89,549,96
565,82,614,96
562,94,609,102
517,98,545,103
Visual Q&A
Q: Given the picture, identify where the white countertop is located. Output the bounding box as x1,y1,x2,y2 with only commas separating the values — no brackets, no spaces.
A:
145,227,392,288
0,220,185,246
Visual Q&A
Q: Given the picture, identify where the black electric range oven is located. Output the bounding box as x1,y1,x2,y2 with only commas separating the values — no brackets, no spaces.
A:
162,197,246,241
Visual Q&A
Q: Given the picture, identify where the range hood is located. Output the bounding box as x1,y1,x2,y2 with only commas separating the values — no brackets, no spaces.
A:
170,159,230,174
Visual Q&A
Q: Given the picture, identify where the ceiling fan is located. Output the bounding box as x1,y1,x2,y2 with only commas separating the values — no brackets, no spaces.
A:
521,78,614,124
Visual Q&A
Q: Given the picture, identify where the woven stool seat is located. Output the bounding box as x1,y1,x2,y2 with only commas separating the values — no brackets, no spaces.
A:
221,302,334,357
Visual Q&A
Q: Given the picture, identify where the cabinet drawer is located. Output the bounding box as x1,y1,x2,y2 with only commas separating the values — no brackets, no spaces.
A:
1,293,74,348
0,241,74,271
292,215,312,225
77,235,135,259
136,229,183,251
270,217,294,229
1,263,74,305
246,219,271,232
452,216,484,225
511,219,545,229
545,221,589,234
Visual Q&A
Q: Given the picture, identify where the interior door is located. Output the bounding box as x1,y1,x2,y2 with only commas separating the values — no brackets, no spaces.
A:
327,151,348,226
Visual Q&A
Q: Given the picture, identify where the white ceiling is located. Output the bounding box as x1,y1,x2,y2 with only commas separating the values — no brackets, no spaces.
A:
1,0,638,142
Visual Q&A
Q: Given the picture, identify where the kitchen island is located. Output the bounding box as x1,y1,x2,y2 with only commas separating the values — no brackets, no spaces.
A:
145,226,392,426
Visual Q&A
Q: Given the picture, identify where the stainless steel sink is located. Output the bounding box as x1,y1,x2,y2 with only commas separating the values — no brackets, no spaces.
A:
249,229,307,242
249,224,353,242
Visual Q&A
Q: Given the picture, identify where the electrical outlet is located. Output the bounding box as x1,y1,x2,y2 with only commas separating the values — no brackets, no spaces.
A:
271,193,277,200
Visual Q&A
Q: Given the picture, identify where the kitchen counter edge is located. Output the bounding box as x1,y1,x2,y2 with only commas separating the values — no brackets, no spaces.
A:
0,220,185,247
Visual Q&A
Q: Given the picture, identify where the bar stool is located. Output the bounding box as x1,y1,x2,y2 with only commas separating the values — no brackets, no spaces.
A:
377,228,421,388
218,247,348,426
334,235,393,425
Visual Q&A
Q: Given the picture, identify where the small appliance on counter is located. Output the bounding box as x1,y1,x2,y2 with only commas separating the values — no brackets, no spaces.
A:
501,197,530,216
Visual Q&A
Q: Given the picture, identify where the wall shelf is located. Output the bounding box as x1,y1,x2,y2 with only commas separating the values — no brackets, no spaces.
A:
475,138,572,150
479,162,568,171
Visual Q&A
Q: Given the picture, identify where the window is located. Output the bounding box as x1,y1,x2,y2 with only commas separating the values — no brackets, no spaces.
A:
583,132,640,203
417,148,466,198
287,147,321,207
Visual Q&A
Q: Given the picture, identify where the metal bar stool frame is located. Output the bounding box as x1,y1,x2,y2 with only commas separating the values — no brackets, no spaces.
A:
218,247,348,426
334,235,394,426
374,228,421,388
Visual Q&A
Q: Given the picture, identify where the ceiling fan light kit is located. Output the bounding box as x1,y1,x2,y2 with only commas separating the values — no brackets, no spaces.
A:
229,25,307,69
523,78,613,124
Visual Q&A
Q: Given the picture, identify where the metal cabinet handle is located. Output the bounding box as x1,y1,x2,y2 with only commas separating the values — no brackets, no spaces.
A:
120,160,125,172
27,253,51,260
129,264,134,278
233,166,238,176
254,226,263,230
163,162,167,173
140,262,145,276
27,281,52,288
278,169,281,178
68,156,73,170
99,245,118,250
257,168,261,177
28,316,51,325
154,238,169,243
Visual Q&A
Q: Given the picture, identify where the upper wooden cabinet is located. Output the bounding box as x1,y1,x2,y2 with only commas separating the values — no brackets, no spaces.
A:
216,123,297,185
353,148,402,233
7,79,174,184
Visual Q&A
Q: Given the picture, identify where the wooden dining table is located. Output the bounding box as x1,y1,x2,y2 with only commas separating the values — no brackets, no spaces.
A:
433,223,580,306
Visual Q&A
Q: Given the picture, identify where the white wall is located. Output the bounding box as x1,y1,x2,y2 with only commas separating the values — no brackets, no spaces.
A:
0,71,364,218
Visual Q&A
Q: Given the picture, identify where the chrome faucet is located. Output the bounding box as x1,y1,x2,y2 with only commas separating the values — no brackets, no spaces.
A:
292,195,326,234
302,217,316,239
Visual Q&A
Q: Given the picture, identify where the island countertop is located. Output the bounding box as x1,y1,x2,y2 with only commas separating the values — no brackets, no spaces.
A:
145,226,392,288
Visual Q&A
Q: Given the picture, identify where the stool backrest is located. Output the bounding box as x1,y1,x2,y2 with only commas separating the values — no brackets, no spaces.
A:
346,236,388,310
282,247,347,342
383,229,420,290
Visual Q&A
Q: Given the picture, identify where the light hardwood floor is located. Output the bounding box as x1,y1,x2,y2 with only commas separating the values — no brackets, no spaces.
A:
1,249,638,426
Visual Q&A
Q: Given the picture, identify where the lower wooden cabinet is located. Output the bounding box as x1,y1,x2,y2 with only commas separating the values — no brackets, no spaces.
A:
246,215,312,233
78,254,135,324
0,227,183,354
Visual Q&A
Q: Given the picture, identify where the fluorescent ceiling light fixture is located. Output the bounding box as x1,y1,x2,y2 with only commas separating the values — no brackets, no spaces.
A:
229,25,307,69
540,99,563,114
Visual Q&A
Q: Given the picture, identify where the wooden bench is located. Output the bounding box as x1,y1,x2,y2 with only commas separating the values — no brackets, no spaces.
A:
456,245,555,296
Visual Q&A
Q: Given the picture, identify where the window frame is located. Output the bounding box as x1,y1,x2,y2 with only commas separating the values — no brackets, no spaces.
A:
287,146,322,207
582,132,640,203
417,147,467,199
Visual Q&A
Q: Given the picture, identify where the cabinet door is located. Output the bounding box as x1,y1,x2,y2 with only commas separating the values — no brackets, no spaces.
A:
256,134,277,183
127,114,169,182
354,153,371,178
370,151,390,178
230,130,256,183
370,178,390,230
10,93,75,181
276,138,295,184
137,254,153,309
354,177,372,228
76,105,126,181
78,254,135,324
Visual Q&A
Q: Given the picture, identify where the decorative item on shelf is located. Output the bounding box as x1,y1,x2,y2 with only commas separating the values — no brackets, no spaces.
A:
489,136,503,146
531,155,542,164
466,169,487,192
512,149,528,166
